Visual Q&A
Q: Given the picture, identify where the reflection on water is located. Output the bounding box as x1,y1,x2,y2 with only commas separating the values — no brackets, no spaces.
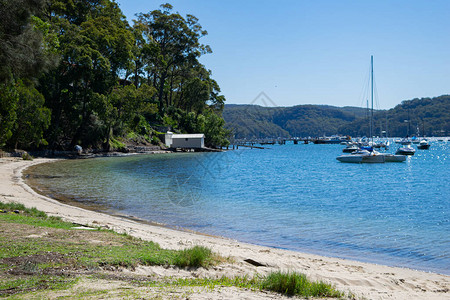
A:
27,142,450,275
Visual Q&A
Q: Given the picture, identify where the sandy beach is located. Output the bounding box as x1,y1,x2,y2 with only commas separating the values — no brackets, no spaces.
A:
0,157,448,299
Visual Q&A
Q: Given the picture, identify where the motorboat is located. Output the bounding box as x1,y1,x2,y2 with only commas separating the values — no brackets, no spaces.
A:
337,148,385,163
342,144,359,153
417,139,430,150
396,143,415,155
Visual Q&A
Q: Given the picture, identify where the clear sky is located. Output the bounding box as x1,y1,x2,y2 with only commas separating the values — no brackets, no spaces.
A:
115,0,450,109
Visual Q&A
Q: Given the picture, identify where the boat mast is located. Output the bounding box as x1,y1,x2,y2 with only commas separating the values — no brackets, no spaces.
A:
370,55,374,145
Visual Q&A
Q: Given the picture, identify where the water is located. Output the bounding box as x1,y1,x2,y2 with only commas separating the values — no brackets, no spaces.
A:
27,142,450,275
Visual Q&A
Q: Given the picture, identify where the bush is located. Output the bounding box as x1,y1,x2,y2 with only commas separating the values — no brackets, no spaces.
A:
174,246,213,268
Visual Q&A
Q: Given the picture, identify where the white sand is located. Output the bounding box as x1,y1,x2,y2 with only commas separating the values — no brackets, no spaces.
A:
0,157,448,299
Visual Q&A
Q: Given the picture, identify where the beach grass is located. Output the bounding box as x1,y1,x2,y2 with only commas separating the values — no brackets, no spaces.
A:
261,271,343,297
174,245,214,268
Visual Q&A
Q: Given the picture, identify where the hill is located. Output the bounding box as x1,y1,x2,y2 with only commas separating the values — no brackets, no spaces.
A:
223,95,450,139
223,104,368,139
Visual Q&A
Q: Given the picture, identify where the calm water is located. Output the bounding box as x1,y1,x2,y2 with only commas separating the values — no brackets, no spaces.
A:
28,142,450,274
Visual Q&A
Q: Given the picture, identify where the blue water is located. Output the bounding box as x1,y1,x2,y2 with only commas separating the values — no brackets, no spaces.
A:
28,142,450,274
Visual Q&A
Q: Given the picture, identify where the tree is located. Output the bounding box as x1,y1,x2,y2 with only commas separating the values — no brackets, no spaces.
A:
8,81,51,149
135,4,211,112
39,0,134,149
0,0,57,84
0,84,18,147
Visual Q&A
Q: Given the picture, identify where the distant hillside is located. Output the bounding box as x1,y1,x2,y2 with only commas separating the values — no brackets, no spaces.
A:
341,95,450,137
223,104,368,139
223,95,449,139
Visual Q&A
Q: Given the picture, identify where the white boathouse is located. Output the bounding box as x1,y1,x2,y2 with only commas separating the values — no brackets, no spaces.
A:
164,132,205,149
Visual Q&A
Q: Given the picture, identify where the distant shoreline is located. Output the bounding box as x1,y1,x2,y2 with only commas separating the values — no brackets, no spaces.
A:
0,157,449,299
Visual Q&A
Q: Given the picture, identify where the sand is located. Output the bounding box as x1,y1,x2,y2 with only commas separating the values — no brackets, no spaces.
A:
0,157,448,299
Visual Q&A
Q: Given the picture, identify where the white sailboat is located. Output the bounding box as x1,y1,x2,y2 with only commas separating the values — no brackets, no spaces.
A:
337,56,405,163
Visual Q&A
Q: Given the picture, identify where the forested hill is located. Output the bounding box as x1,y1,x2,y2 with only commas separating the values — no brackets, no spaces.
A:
223,95,450,139
340,95,450,137
223,104,368,139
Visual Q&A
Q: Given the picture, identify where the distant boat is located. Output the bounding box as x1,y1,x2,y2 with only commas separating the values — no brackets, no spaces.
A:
337,148,385,163
337,56,391,163
400,138,412,145
342,143,359,153
417,139,430,150
396,143,416,155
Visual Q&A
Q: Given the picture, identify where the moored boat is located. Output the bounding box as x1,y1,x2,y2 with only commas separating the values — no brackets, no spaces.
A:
396,143,415,155
342,144,359,153
337,148,385,163
417,139,430,150
337,56,385,164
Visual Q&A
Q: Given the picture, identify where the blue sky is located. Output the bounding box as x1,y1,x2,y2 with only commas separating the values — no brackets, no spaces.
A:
115,0,450,109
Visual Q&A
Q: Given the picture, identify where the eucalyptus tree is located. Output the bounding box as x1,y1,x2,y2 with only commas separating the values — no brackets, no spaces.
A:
39,0,134,149
135,4,211,112
0,0,56,148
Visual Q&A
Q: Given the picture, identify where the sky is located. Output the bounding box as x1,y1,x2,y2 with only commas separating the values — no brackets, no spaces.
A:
115,0,450,109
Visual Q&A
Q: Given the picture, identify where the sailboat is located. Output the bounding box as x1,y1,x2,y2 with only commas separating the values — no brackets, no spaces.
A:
337,56,405,163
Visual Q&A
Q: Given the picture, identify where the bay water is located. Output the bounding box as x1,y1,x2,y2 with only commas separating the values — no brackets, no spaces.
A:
27,142,450,274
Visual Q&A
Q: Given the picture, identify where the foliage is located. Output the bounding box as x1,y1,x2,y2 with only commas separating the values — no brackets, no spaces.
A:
8,80,51,149
0,0,57,84
0,83,18,147
0,1,229,151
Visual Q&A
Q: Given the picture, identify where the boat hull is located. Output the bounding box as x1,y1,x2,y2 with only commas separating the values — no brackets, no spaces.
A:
337,153,385,163
382,154,407,162
417,145,430,150
396,149,415,155
336,155,363,163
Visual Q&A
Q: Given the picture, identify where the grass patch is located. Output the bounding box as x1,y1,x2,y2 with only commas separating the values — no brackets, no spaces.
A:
174,246,214,268
0,275,77,297
0,202,222,297
260,271,343,297
139,273,344,298
0,202,74,230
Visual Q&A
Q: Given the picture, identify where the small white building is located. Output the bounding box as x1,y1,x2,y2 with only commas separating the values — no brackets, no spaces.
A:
165,132,205,149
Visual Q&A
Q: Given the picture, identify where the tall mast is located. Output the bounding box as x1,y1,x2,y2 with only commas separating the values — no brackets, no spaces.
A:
370,55,373,144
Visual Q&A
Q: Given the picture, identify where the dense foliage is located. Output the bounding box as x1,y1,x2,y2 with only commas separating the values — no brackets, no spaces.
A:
224,96,449,139
0,1,229,151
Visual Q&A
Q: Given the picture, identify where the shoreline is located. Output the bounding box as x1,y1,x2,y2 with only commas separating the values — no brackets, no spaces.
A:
1,157,449,299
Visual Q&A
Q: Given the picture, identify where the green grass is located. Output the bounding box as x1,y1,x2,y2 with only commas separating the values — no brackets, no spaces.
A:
260,271,343,297
0,276,77,297
0,202,218,269
138,273,344,298
0,202,74,230
174,246,213,268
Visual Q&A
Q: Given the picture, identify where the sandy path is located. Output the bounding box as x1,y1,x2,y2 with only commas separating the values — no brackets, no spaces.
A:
0,157,448,299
